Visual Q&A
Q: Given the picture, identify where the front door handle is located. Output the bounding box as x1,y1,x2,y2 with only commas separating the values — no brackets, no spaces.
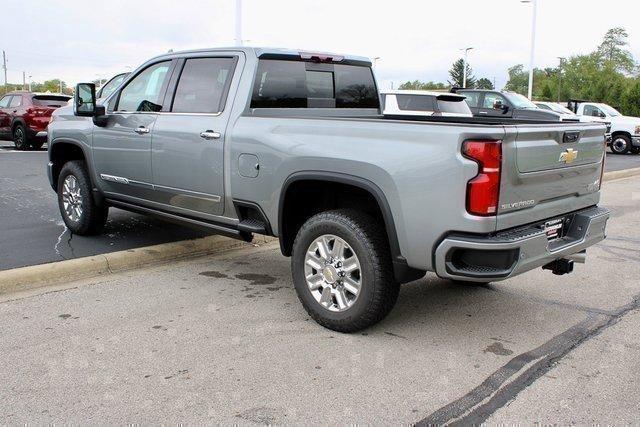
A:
200,130,221,140
134,126,150,135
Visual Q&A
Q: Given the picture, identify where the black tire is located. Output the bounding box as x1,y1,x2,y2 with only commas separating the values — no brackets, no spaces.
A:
12,124,30,151
57,160,108,235
630,146,640,155
610,135,630,154
31,141,44,150
291,209,399,332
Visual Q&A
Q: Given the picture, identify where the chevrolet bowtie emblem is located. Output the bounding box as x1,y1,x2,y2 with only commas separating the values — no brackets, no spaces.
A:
559,148,578,164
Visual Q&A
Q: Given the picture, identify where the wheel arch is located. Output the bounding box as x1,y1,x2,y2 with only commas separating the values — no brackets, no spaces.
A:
49,139,98,197
278,171,424,283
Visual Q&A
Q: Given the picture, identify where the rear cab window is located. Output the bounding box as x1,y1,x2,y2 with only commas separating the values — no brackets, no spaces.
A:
32,95,71,107
437,96,472,115
251,59,379,110
395,95,436,112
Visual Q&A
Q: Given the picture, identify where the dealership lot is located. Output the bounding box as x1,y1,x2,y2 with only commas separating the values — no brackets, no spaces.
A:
0,175,638,424
1,140,638,272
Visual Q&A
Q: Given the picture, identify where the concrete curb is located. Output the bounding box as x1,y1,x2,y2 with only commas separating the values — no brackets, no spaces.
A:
602,166,640,182
0,234,274,296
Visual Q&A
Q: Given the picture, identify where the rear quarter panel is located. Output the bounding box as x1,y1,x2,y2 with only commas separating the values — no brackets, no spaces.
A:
228,116,506,270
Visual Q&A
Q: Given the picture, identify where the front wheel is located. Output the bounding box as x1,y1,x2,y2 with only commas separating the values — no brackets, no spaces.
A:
57,160,108,235
610,135,630,154
291,209,399,332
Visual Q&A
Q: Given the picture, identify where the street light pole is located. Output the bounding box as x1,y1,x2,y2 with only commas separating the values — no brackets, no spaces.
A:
235,0,243,46
461,47,474,88
522,0,537,100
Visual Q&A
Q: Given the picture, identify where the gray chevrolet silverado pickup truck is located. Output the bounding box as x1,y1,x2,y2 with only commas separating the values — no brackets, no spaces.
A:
48,47,610,332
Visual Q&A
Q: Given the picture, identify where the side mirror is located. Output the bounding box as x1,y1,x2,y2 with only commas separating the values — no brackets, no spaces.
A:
74,83,97,117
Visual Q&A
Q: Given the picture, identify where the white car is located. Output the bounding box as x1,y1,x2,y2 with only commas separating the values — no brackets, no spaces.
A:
381,90,472,117
569,101,640,155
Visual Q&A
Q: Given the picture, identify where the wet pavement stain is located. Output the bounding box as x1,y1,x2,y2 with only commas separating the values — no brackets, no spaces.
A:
199,270,229,278
152,325,167,331
235,273,276,286
58,314,72,319
483,342,514,356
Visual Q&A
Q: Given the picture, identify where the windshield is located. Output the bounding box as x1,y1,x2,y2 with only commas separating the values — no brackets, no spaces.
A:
505,92,538,109
600,104,621,117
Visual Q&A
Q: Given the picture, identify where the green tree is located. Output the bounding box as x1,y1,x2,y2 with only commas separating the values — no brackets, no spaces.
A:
596,27,635,73
448,58,475,88
621,79,640,117
475,77,494,89
397,80,448,90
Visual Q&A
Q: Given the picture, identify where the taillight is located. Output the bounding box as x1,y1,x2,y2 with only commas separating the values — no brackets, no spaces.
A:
463,140,502,216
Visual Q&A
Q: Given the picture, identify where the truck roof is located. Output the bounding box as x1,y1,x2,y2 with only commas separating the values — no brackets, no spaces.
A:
148,46,372,66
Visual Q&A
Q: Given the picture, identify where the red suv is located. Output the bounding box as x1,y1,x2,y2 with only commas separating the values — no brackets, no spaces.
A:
0,91,71,150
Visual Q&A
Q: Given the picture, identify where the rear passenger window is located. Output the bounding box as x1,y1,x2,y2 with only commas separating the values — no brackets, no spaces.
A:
463,92,481,108
251,59,379,109
172,57,237,114
9,96,22,107
0,96,10,108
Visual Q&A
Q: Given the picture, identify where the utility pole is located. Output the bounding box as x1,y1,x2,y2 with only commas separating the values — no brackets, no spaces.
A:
23,71,26,90
460,47,474,88
2,51,7,94
235,0,243,46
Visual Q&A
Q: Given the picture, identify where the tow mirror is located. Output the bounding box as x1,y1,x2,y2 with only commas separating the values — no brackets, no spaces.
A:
74,83,97,117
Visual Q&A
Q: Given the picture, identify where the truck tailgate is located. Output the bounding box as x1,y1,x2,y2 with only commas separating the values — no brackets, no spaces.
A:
498,122,606,230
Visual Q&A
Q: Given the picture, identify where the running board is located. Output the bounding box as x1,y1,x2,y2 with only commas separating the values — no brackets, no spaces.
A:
106,199,245,240
237,218,267,234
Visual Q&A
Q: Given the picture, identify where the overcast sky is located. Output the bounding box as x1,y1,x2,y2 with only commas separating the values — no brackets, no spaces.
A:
2,0,639,90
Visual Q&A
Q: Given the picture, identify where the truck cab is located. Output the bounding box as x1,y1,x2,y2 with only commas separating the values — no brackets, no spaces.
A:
456,89,568,122
569,100,640,154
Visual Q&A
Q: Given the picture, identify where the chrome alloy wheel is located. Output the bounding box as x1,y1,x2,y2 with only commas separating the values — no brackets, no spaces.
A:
62,175,83,222
612,137,628,153
304,234,362,312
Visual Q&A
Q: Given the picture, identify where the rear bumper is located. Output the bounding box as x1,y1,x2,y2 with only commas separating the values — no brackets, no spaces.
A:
434,206,610,282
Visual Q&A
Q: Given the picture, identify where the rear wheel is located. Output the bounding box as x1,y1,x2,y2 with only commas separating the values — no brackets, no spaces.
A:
610,135,630,154
12,124,29,151
291,209,399,332
630,146,640,155
31,141,44,150
57,160,108,235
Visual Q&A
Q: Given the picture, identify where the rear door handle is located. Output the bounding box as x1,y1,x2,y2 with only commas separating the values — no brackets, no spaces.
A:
200,130,221,140
479,111,488,115
134,126,150,135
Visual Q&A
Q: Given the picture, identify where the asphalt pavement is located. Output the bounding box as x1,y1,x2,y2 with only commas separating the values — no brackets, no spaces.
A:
0,176,638,424
0,141,214,271
1,140,639,272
